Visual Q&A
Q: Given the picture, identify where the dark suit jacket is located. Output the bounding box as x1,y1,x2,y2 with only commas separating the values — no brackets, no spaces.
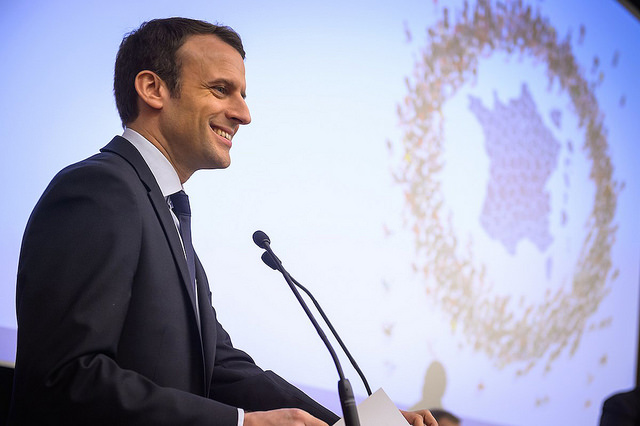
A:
9,136,339,425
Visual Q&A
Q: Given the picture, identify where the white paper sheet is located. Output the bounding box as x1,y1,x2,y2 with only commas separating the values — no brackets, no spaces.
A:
333,388,407,426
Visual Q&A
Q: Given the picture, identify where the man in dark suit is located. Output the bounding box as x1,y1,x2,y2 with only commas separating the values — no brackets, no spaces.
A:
9,17,436,426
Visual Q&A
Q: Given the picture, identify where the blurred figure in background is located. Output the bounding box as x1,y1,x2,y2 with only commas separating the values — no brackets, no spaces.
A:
430,408,461,426
599,387,640,426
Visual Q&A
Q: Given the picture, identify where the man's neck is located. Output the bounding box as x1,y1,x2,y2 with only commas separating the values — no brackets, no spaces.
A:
126,122,193,184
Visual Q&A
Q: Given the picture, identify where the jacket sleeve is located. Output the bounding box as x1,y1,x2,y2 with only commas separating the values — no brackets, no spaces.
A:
207,310,340,424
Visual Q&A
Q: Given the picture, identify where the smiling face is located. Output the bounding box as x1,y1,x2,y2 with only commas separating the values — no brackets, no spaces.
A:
157,34,251,180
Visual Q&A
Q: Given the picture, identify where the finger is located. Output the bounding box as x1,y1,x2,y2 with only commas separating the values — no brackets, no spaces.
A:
414,409,438,426
400,410,425,426
290,408,328,426
424,411,438,426
244,408,329,426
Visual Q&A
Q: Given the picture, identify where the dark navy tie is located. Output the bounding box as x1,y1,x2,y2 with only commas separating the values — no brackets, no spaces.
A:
169,190,196,292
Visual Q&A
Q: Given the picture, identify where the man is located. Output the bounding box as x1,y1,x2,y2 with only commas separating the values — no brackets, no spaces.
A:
9,18,436,426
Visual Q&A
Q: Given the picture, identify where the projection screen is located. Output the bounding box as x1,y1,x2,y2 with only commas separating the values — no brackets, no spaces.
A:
1,1,638,425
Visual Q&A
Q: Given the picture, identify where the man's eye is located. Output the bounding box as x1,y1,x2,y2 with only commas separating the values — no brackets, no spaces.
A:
213,86,227,95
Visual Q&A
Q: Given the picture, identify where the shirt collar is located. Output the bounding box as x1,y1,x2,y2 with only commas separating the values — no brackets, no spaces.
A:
121,128,182,197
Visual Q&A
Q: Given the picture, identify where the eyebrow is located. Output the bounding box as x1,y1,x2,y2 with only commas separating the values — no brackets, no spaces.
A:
207,78,247,99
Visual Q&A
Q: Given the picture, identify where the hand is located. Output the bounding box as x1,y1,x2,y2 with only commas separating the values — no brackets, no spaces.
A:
400,409,438,426
244,408,330,426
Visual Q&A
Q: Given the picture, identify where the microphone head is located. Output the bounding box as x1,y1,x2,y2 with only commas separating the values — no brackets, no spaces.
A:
252,230,271,249
261,251,278,270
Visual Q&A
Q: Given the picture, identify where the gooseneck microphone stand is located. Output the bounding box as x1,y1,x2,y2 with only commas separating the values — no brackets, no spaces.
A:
260,251,372,397
253,231,360,426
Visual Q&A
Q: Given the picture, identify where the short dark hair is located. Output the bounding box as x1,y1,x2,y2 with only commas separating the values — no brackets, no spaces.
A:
430,408,461,424
114,17,245,126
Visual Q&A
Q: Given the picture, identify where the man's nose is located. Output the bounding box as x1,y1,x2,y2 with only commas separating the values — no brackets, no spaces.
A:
228,96,251,125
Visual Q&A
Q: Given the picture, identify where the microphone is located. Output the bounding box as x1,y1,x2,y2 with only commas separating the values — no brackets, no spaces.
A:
252,230,270,249
252,230,361,426
260,251,372,396
253,230,282,266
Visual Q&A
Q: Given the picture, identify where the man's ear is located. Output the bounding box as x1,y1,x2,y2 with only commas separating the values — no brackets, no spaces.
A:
134,70,166,111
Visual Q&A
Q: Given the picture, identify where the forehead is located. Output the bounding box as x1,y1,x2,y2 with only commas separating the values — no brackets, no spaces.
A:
177,34,246,82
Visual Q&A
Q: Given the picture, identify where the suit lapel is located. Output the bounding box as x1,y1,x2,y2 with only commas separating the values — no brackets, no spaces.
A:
100,136,201,332
195,254,216,397
101,136,217,395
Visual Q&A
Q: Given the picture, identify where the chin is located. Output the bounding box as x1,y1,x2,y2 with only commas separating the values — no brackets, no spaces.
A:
218,156,231,169
206,157,231,170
